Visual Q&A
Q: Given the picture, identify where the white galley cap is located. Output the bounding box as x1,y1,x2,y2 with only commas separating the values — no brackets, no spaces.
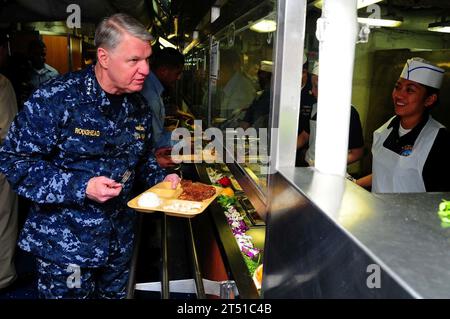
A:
400,57,444,89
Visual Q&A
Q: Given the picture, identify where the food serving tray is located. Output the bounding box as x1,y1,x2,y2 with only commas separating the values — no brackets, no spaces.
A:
127,181,222,218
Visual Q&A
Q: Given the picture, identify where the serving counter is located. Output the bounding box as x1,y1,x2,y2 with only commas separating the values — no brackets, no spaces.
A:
129,160,266,299
129,161,450,299
262,167,450,298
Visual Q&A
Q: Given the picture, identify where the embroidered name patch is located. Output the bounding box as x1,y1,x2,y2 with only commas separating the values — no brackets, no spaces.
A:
74,127,101,137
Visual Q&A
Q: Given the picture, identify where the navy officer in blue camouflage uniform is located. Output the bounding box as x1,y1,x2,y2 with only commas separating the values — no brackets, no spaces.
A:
0,13,180,299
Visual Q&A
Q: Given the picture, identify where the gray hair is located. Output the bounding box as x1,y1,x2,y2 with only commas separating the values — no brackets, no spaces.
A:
94,13,153,50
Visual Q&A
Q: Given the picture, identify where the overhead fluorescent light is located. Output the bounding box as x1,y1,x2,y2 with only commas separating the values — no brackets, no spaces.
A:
211,6,220,23
158,37,177,49
249,19,277,33
356,0,383,8
312,0,383,9
410,48,433,52
357,17,402,27
428,21,450,33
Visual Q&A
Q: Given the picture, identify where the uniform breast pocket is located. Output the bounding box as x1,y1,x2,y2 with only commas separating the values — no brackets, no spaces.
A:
61,127,107,158
116,136,147,161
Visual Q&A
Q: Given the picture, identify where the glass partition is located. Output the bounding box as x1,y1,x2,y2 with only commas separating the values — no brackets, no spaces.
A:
183,45,209,127
182,0,286,197
212,0,276,195
182,0,277,196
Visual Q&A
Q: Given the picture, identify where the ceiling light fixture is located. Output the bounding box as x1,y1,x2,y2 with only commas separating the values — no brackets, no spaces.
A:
312,0,383,10
249,19,276,33
158,37,177,49
356,0,383,9
428,20,450,33
357,16,402,27
211,6,220,23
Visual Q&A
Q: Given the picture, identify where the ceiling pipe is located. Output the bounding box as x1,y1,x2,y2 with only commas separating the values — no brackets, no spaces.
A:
174,15,178,36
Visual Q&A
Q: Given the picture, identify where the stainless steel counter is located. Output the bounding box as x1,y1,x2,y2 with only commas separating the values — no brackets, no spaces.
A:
266,167,450,298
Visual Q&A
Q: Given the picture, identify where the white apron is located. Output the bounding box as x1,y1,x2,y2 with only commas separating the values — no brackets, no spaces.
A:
372,116,443,193
305,103,317,166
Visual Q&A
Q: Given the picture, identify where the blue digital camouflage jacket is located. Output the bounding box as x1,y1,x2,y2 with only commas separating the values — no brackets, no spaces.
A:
0,65,165,267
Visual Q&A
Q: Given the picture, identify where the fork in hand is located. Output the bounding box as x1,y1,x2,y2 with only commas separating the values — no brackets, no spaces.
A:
173,164,183,182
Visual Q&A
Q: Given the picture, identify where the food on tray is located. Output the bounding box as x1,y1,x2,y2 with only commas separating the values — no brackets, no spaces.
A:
128,180,221,217
179,180,217,201
163,201,202,213
137,192,161,208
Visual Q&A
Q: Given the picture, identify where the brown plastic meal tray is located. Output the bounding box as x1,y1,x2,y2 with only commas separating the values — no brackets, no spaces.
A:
127,181,223,218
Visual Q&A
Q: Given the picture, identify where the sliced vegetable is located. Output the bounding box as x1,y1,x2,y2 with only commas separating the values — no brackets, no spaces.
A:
437,200,450,228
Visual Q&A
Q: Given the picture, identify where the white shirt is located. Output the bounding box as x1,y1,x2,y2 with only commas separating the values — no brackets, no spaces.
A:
220,71,256,118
